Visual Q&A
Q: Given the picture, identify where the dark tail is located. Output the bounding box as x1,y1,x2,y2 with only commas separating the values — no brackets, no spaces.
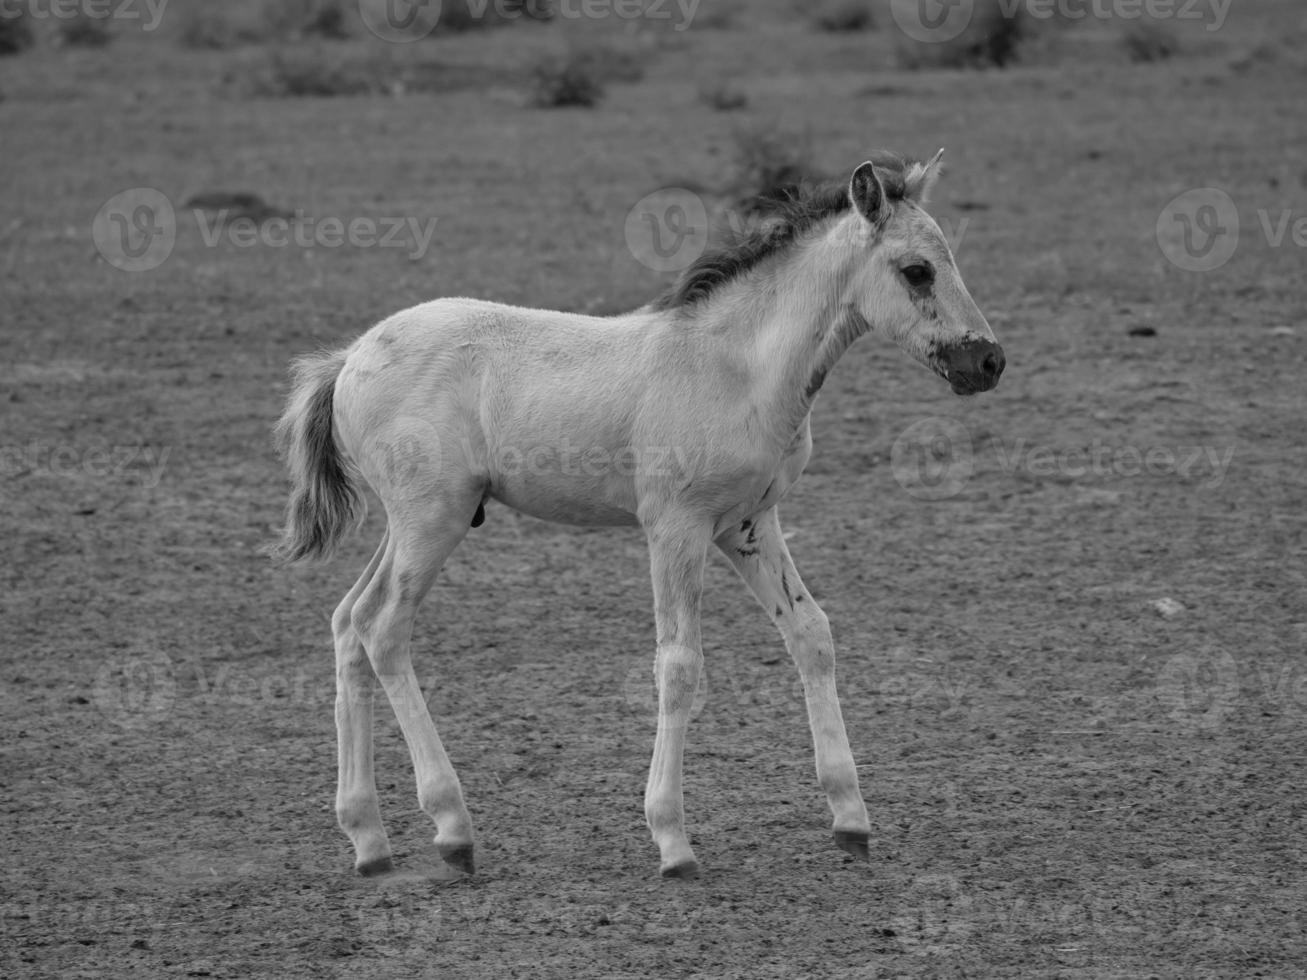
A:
269,348,363,563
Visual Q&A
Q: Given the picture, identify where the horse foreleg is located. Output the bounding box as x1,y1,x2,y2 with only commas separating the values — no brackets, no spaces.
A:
715,507,871,861
643,517,710,878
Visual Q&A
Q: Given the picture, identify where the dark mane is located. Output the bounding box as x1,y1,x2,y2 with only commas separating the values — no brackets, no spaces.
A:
652,152,914,312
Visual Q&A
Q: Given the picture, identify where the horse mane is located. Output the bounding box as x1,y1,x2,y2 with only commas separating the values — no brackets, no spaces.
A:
651,152,916,313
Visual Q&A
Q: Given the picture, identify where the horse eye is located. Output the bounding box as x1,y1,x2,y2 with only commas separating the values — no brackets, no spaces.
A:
901,264,934,287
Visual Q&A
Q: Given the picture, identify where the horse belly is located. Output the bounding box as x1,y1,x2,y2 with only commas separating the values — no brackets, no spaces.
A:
489,468,639,528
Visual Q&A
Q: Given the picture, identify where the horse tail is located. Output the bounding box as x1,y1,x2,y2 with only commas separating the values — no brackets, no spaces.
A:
269,348,363,564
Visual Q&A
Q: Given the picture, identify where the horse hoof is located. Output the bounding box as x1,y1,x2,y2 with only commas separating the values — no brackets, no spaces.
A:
356,855,394,877
437,843,475,875
833,830,870,862
660,858,701,880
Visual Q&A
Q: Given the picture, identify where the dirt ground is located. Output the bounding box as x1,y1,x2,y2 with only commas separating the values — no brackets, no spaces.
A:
2,2,1306,978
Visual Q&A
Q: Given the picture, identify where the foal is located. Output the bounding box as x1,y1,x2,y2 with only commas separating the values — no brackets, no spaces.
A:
273,153,1004,879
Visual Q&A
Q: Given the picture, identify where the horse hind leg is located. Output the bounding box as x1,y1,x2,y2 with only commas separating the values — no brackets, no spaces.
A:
333,533,393,875
350,495,481,874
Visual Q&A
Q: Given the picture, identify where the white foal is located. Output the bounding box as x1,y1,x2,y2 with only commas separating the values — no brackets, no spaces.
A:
273,151,1005,879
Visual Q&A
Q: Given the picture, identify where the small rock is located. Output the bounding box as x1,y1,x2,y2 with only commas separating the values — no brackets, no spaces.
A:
1269,326,1296,337
1151,597,1185,618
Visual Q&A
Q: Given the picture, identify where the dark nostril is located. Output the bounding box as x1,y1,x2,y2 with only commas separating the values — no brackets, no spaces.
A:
982,351,1000,379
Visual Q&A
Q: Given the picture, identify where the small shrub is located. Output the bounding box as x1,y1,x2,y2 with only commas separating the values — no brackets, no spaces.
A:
567,43,646,84
261,0,323,38
813,1,874,33
894,0,1032,69
527,41,648,107
231,46,502,98
303,2,352,40
0,10,34,56
694,3,738,30
529,54,603,107
1228,41,1279,75
245,48,385,97
699,80,748,111
58,14,113,48
436,0,553,32
1122,21,1179,63
729,124,819,204
179,7,267,49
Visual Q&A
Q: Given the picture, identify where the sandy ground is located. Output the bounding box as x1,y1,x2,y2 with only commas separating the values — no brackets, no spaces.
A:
2,2,1305,977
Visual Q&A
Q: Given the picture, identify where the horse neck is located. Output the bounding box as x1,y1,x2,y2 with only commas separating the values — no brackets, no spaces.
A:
707,223,869,437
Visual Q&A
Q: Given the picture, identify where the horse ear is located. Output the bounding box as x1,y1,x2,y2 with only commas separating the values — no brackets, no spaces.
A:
904,148,945,204
849,161,887,229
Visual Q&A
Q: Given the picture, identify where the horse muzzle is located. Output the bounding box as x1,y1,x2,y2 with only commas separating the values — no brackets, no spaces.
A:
937,338,1005,396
